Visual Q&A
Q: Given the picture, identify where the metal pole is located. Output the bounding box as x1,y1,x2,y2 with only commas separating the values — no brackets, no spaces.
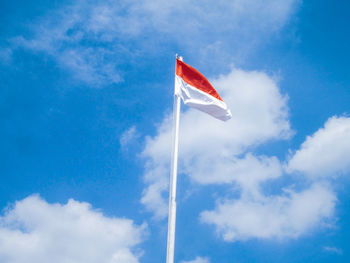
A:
166,55,182,263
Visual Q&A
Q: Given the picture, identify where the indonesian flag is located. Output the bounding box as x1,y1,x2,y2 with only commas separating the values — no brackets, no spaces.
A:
175,59,232,121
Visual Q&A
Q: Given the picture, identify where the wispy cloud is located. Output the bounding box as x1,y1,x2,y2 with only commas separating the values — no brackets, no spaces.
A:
180,256,210,263
120,126,140,151
11,2,125,86
5,0,300,86
0,48,12,65
0,195,147,263
323,246,343,255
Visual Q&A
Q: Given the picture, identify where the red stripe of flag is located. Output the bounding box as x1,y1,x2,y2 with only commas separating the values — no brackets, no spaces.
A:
176,59,223,101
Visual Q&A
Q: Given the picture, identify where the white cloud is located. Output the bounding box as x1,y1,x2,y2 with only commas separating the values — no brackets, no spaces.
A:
201,183,336,241
128,0,298,35
120,126,140,150
141,161,170,219
287,116,350,178
199,115,350,242
0,195,146,263
141,68,291,219
180,256,210,263
184,154,282,198
141,67,343,242
7,0,299,85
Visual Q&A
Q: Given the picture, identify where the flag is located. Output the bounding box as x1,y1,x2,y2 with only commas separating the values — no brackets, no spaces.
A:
175,58,232,121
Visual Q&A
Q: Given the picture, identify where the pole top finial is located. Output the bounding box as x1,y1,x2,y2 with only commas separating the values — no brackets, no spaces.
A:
176,54,183,61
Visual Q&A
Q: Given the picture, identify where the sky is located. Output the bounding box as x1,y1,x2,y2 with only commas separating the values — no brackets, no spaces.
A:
1,0,350,262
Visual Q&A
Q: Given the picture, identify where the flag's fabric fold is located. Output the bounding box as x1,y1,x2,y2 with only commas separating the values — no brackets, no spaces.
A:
175,59,232,121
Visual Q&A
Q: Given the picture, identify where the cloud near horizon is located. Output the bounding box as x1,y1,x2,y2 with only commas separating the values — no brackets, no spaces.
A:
201,183,336,241
0,195,146,263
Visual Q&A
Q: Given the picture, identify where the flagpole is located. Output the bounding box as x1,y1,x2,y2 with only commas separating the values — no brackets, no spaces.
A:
166,55,182,263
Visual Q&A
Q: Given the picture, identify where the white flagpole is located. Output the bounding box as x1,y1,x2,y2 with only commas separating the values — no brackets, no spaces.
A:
166,55,182,263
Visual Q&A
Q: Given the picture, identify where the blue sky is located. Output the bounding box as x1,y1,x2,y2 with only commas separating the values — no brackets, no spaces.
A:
1,0,350,262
